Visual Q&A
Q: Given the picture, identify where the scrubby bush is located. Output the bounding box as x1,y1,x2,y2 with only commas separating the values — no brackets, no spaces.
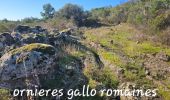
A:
0,24,9,33
43,17,76,30
0,20,18,33
149,12,170,33
55,3,87,26
160,27,170,46
21,17,40,23
84,66,119,88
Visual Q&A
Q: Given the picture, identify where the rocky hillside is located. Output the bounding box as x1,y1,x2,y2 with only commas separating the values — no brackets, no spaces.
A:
0,22,169,100
0,25,106,100
0,0,169,100
82,23,170,100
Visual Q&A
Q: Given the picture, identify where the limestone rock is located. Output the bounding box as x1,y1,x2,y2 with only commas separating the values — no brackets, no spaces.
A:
14,25,31,33
0,43,56,88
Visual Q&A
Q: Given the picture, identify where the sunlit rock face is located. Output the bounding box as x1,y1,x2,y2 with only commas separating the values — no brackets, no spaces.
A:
0,43,56,88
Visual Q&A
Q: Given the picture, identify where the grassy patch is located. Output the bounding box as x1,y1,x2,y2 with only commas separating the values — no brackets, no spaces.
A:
0,89,10,100
84,66,119,88
123,41,140,57
123,42,164,57
164,48,170,56
158,86,170,100
100,50,122,66
124,70,137,81
58,55,75,66
138,42,161,54
70,51,86,58
123,61,146,81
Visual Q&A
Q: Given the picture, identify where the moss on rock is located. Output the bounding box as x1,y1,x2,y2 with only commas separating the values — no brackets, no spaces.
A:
10,43,56,55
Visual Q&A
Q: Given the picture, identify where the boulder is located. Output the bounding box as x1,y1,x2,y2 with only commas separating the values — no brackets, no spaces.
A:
21,34,48,44
14,25,31,33
0,32,15,46
31,26,47,34
11,32,22,40
0,43,56,88
60,28,73,35
14,25,47,34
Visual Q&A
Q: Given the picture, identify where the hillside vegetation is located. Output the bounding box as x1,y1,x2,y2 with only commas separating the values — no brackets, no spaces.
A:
0,0,170,100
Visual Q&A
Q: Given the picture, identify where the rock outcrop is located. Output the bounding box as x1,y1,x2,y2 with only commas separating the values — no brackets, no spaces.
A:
0,32,15,46
0,43,56,88
14,25,47,34
0,25,105,100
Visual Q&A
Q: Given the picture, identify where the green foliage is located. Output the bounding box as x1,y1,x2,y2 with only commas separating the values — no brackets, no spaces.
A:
21,17,40,23
0,20,18,33
138,42,161,53
56,3,84,19
149,12,170,32
58,55,75,66
0,24,9,33
124,70,137,81
123,41,164,57
84,67,119,88
135,14,143,24
158,86,170,100
35,0,170,29
55,3,86,26
100,51,122,66
87,0,169,33
136,78,153,89
90,6,127,24
91,7,111,21
124,61,145,81
97,67,119,88
0,89,10,100
41,3,55,19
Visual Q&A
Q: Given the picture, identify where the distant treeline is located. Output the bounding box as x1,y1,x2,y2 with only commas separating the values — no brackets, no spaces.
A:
0,0,169,33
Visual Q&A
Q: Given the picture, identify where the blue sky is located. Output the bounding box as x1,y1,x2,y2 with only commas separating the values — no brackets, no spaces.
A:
0,0,128,20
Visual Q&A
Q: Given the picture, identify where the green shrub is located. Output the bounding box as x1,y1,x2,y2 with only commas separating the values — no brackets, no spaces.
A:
149,13,169,33
159,86,170,100
135,14,143,24
58,55,75,66
160,28,170,46
124,61,146,81
124,70,137,81
139,42,161,54
84,67,119,88
0,24,9,33
100,51,122,66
